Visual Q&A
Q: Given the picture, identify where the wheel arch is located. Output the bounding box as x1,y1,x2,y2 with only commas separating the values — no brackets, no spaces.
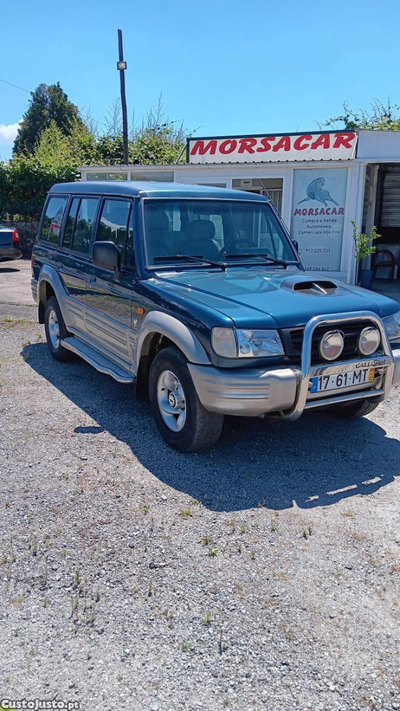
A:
37,266,67,325
135,312,210,399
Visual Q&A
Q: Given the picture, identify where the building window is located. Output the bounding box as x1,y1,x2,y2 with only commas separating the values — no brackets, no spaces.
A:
85,172,127,181
232,178,283,214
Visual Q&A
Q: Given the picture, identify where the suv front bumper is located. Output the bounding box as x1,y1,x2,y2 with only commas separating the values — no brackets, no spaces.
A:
188,311,400,419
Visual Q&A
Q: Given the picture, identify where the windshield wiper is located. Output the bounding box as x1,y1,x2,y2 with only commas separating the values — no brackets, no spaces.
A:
153,254,227,272
225,253,289,268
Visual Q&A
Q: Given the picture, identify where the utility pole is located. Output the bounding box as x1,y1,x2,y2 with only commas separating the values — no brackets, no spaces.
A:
117,29,129,165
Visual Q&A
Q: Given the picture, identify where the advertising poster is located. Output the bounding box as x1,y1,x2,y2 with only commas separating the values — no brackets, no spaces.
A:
291,168,348,271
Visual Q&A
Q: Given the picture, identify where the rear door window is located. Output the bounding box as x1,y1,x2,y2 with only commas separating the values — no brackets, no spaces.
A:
96,199,132,260
71,198,99,256
63,198,80,249
41,196,68,244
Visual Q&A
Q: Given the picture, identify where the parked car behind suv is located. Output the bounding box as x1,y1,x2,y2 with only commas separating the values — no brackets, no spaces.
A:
0,224,21,261
31,181,400,451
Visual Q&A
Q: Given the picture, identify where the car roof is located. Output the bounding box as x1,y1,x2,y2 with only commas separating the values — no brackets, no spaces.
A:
49,180,269,202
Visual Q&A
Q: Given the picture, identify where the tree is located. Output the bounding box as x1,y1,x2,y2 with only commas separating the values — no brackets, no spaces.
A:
324,99,400,131
1,122,80,221
13,83,86,155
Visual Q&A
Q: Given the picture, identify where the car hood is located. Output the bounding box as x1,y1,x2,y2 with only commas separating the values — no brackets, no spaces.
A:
152,268,399,328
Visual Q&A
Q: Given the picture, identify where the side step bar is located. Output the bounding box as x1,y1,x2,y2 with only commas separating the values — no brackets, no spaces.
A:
61,337,135,384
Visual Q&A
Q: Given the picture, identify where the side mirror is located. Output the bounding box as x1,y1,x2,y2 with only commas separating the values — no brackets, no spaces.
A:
92,241,120,273
292,239,299,252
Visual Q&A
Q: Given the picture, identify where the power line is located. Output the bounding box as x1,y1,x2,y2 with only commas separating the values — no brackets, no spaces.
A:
0,78,30,94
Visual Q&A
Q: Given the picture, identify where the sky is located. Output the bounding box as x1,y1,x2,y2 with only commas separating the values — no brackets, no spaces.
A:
1,0,400,160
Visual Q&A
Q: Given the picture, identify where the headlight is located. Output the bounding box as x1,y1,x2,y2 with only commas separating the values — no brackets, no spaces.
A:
383,310,400,342
211,327,284,358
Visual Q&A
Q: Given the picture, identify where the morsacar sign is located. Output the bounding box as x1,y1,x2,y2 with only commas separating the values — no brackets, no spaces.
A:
187,132,357,164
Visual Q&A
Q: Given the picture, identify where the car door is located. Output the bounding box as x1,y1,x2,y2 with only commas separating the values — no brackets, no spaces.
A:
57,195,100,336
84,197,135,365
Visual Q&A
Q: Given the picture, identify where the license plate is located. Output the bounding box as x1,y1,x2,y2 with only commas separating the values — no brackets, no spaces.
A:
309,368,374,393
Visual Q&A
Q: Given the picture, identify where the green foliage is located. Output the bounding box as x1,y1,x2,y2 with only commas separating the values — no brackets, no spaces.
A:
324,99,400,131
351,219,381,261
14,83,85,155
3,84,188,222
92,124,185,166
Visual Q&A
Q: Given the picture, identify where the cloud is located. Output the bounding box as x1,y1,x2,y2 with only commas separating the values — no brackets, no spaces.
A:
0,121,21,144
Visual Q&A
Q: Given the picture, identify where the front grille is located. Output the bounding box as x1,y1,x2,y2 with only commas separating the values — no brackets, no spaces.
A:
281,320,382,364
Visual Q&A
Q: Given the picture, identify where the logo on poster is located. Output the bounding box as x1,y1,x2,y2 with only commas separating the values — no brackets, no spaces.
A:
294,176,345,217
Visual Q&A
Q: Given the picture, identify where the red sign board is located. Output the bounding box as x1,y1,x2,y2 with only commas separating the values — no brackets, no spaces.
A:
187,132,357,164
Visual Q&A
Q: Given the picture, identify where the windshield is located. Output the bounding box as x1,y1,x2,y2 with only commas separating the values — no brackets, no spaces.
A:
143,199,297,267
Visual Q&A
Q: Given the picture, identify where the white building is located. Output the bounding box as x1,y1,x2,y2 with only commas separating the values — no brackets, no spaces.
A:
80,129,400,289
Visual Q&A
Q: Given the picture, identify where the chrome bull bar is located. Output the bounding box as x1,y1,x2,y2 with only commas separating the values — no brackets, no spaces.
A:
284,311,395,421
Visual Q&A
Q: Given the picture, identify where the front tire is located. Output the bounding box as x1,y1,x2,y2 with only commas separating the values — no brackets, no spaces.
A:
149,347,224,452
44,296,74,362
326,398,380,419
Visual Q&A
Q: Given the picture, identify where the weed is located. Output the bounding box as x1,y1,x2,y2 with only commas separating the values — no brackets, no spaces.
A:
74,570,81,587
182,641,195,652
179,509,192,519
203,611,212,625
284,627,296,641
250,550,256,560
240,524,247,534
208,548,217,557
13,629,19,637
191,498,201,506
43,597,50,608
302,525,313,540
271,515,282,535
11,595,24,605
163,609,175,622
142,503,150,514
352,532,366,542
368,556,379,568
342,510,354,518
200,534,212,546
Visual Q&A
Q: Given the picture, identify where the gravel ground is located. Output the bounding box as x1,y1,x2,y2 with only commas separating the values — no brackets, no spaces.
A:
0,298,399,711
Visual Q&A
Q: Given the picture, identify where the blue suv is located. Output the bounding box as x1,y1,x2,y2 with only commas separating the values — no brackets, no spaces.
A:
32,181,400,451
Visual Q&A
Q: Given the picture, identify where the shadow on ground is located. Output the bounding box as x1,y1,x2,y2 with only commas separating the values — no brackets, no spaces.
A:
0,266,21,273
23,342,400,512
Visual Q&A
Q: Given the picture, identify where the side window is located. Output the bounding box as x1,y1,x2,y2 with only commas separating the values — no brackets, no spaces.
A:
63,198,80,249
41,197,67,244
72,198,99,256
96,199,132,260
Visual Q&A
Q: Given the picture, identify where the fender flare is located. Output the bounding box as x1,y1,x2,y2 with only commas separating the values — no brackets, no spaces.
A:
135,311,210,369
37,265,69,323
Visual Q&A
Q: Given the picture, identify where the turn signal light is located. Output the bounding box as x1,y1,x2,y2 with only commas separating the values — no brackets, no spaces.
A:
12,229,19,243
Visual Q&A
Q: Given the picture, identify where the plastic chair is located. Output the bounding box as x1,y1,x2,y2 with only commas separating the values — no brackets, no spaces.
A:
373,249,397,281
